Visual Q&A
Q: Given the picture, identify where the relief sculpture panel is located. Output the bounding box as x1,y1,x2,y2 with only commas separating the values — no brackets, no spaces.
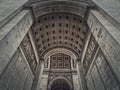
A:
83,35,98,73
21,34,37,72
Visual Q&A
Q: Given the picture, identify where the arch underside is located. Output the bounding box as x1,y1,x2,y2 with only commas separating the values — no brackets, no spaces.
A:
48,76,73,90
32,12,88,59
1,0,120,90
42,47,79,60
30,0,91,18
29,0,91,60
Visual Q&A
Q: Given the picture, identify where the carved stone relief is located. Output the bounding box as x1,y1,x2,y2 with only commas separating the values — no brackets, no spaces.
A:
83,35,98,73
48,72,73,90
21,34,37,72
96,51,120,90
47,53,74,90
48,72,72,83
50,53,71,69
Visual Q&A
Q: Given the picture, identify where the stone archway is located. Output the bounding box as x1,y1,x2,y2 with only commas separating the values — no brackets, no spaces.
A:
48,77,73,90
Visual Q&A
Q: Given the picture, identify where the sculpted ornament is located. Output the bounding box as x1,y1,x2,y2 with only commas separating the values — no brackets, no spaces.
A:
21,34,37,71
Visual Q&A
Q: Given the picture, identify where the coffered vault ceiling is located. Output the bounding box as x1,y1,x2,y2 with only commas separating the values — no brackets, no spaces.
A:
32,13,88,58
25,0,93,59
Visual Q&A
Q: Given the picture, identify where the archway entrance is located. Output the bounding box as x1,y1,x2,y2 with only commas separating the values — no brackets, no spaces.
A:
50,78,71,90
46,53,74,90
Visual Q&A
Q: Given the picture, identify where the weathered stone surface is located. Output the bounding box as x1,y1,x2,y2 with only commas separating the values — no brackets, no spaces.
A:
86,73,95,90
96,52,119,90
0,48,34,90
21,34,37,72
31,0,88,18
28,30,40,63
87,10,120,82
73,75,80,90
0,0,28,28
86,50,120,90
0,10,33,76
92,0,120,31
91,65,105,90
83,35,98,73
0,0,120,90
41,75,48,90
32,61,44,90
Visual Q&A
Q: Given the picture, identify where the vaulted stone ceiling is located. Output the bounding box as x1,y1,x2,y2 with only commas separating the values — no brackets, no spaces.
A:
26,0,93,59
27,0,92,18
32,13,88,58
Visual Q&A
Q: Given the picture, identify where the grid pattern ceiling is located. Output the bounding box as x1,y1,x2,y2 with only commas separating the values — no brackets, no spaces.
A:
32,13,88,57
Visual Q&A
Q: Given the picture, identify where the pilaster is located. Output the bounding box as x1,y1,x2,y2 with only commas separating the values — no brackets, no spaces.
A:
32,58,44,90
77,59,88,90
28,29,39,63
0,10,33,76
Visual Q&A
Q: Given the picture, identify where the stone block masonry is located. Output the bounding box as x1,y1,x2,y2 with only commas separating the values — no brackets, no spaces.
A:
0,10,33,77
87,10,120,82
0,0,28,29
0,48,34,90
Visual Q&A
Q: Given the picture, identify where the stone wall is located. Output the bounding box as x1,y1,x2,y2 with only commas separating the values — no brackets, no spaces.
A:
87,10,120,81
41,74,49,90
85,9,120,90
0,1,34,89
0,0,28,29
0,48,34,90
21,33,37,73
91,0,120,30
0,9,33,77
83,35,98,74
86,50,120,90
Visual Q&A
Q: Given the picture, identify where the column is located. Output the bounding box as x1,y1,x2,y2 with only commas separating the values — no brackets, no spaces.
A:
32,58,44,90
28,29,39,63
81,29,91,63
77,59,88,90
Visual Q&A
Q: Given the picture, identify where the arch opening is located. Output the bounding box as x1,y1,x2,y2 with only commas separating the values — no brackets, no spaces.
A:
33,13,88,60
43,48,77,60
48,77,73,90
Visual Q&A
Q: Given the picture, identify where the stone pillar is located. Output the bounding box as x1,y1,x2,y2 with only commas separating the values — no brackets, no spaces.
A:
28,29,39,64
77,59,88,90
81,29,91,63
32,58,44,90
41,74,49,90
87,10,120,82
0,9,33,76
72,73,81,90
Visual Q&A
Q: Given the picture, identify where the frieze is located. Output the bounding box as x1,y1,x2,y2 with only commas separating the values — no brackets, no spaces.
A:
87,10,120,81
21,34,37,72
83,35,98,73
